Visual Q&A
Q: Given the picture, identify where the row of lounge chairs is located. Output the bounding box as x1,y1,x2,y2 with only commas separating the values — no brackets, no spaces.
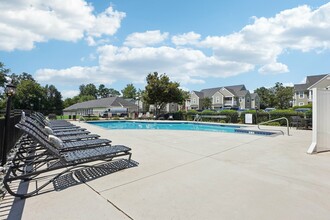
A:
3,112,133,198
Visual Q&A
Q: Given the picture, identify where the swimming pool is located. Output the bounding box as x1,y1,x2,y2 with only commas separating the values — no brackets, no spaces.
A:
88,121,274,136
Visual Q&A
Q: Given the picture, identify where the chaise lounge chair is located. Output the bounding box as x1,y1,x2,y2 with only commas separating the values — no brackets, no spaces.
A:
4,124,132,198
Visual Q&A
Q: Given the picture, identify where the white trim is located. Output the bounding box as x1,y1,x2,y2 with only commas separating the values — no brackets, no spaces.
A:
220,87,235,96
307,74,330,90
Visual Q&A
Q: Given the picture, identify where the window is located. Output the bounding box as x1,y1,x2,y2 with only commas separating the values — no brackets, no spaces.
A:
299,102,304,106
216,97,220,103
246,97,250,103
299,92,304,99
192,98,196,104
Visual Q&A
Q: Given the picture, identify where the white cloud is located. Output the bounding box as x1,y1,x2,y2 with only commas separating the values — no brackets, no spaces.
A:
124,30,169,47
258,62,289,74
200,3,330,74
35,66,115,86
62,90,80,99
34,2,330,90
36,45,253,88
172,32,201,46
0,0,125,51
283,82,294,87
87,6,125,38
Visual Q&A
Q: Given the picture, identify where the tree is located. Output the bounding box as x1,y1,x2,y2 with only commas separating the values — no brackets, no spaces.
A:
121,83,137,98
254,83,294,109
143,72,184,116
63,97,75,109
12,79,45,110
254,87,275,109
98,84,110,98
44,84,63,114
202,97,212,110
63,95,95,108
273,82,294,109
79,83,98,98
10,72,35,84
0,62,10,88
0,62,10,101
108,88,120,97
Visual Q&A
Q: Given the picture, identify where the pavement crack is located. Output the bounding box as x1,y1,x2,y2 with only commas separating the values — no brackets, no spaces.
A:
84,182,134,220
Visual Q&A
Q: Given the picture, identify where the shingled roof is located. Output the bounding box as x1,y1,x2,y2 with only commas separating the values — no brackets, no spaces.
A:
294,74,327,92
192,91,204,98
63,96,137,111
198,84,247,98
200,87,222,98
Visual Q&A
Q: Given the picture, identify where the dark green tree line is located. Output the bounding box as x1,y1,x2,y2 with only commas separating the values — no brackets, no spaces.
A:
254,82,293,109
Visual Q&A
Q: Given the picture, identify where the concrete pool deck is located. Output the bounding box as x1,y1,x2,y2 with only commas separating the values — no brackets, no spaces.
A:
2,121,330,220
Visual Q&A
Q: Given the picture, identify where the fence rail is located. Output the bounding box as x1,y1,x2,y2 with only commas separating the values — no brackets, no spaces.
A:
0,109,23,166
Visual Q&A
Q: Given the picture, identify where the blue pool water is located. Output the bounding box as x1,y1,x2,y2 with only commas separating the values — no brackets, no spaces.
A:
88,121,274,136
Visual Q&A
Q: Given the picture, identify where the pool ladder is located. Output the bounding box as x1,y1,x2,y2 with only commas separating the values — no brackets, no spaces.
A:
257,117,290,136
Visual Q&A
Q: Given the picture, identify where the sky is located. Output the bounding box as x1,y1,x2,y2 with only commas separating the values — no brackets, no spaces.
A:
1,0,330,98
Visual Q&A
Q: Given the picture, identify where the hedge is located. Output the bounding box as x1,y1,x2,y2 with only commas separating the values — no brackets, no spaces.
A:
240,110,305,125
178,110,239,123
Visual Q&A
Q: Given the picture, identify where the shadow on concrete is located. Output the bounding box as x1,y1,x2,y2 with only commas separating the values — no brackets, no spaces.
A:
53,159,139,191
1,158,138,219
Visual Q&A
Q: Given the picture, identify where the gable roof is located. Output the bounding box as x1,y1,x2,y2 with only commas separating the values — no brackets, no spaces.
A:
194,84,248,98
200,87,222,98
308,74,330,89
306,74,327,86
250,93,259,99
294,83,308,91
235,90,249,97
192,91,204,98
64,96,137,111
294,74,327,91
225,84,246,93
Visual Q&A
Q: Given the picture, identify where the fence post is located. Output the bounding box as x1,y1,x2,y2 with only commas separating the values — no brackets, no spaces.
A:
1,97,12,166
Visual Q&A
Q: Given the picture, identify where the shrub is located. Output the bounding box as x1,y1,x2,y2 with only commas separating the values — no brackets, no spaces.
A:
173,111,184,120
261,122,281,126
240,110,304,126
218,110,238,123
201,110,216,115
292,104,312,110
85,116,99,121
186,110,199,121
305,110,312,119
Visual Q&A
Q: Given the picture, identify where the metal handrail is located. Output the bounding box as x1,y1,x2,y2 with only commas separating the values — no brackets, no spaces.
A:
79,116,86,122
257,117,289,136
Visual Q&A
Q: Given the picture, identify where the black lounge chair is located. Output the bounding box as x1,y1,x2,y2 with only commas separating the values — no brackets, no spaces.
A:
25,116,91,137
22,113,101,141
4,126,132,198
16,122,112,151
32,112,81,130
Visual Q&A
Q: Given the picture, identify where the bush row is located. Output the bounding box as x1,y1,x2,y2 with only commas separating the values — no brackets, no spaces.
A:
176,110,239,123
174,109,311,126
240,110,306,125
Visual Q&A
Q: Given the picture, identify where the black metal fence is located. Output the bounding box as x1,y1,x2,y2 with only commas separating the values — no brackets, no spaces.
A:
0,109,23,166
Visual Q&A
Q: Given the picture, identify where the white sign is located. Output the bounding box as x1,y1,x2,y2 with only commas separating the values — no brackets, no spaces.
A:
245,113,253,124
